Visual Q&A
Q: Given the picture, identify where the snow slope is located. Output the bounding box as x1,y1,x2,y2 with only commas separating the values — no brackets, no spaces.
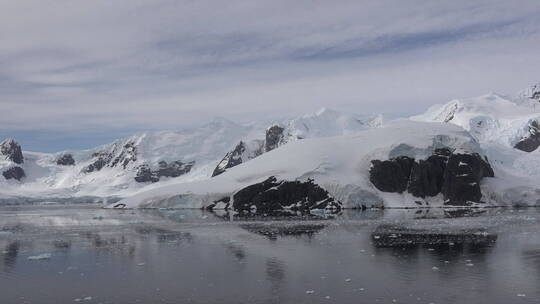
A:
275,107,382,142
7,82,540,208
0,108,380,201
412,83,540,205
0,118,252,199
112,120,491,209
411,93,540,147
212,108,382,176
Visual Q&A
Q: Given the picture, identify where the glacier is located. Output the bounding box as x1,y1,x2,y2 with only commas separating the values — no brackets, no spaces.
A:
3,83,540,209
0,109,380,204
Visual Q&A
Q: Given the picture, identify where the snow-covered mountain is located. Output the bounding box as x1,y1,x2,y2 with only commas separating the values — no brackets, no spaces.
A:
110,82,540,211
411,83,540,205
212,108,382,176
111,120,497,210
412,84,540,155
411,90,540,150
0,118,252,200
0,109,380,202
6,83,540,210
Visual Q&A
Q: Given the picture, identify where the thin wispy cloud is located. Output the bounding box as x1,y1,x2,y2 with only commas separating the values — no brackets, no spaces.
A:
1,0,540,151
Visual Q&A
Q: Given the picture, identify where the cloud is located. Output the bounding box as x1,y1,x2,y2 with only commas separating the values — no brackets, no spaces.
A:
1,0,540,150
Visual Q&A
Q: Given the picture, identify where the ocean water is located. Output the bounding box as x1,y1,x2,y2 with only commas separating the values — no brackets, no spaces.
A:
0,205,539,304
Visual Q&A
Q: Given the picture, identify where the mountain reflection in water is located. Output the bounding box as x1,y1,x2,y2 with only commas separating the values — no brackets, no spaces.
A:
0,206,538,304
371,224,498,248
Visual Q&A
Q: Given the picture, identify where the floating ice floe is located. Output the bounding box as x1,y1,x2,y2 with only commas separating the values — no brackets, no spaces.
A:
27,253,52,260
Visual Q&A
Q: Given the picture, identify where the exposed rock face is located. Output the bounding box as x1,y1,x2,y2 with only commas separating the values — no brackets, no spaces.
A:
514,121,540,152
369,148,494,205
134,160,194,183
265,125,286,152
134,164,159,183
82,141,137,173
212,143,244,177
110,142,137,169
56,154,75,166
441,153,494,205
369,156,414,193
213,112,376,177
0,139,24,164
205,197,231,210
156,160,194,178
212,125,287,177
2,166,25,181
230,176,341,213
212,141,264,177
82,152,111,173
407,148,451,197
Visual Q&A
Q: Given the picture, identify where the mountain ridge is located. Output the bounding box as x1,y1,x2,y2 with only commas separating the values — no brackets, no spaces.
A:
3,83,540,209
0,108,379,201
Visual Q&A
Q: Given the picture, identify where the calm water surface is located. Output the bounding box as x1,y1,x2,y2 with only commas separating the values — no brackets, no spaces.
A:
0,206,539,304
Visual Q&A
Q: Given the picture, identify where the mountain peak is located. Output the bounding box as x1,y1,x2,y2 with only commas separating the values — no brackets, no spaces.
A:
0,138,24,165
1,138,18,145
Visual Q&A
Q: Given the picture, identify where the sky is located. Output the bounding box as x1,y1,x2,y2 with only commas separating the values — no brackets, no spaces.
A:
1,0,540,152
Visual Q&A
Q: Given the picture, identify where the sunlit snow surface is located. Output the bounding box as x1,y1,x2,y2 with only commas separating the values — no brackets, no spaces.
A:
412,90,540,206
117,120,483,209
0,205,539,304
0,108,379,201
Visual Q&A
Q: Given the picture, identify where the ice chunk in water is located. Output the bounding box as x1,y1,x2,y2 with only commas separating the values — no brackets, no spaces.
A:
28,253,52,260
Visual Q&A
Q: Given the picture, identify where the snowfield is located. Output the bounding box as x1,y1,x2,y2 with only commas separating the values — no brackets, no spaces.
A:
0,109,380,203
412,84,540,206
111,120,496,209
0,118,252,199
4,83,540,209
411,93,540,148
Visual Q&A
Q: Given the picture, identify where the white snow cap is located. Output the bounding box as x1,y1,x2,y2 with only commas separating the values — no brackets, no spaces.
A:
111,120,484,210
0,107,381,200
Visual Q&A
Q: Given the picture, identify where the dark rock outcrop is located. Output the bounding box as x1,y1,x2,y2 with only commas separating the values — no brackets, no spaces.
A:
407,148,450,198
205,197,231,210
514,121,540,152
156,160,194,178
56,154,75,166
110,142,137,169
369,148,494,205
0,139,24,164
82,152,111,173
2,166,25,181
134,160,194,183
369,156,414,193
212,141,263,177
212,141,246,177
212,124,291,177
82,141,137,173
441,153,494,205
231,176,341,213
265,125,285,152
134,164,159,183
